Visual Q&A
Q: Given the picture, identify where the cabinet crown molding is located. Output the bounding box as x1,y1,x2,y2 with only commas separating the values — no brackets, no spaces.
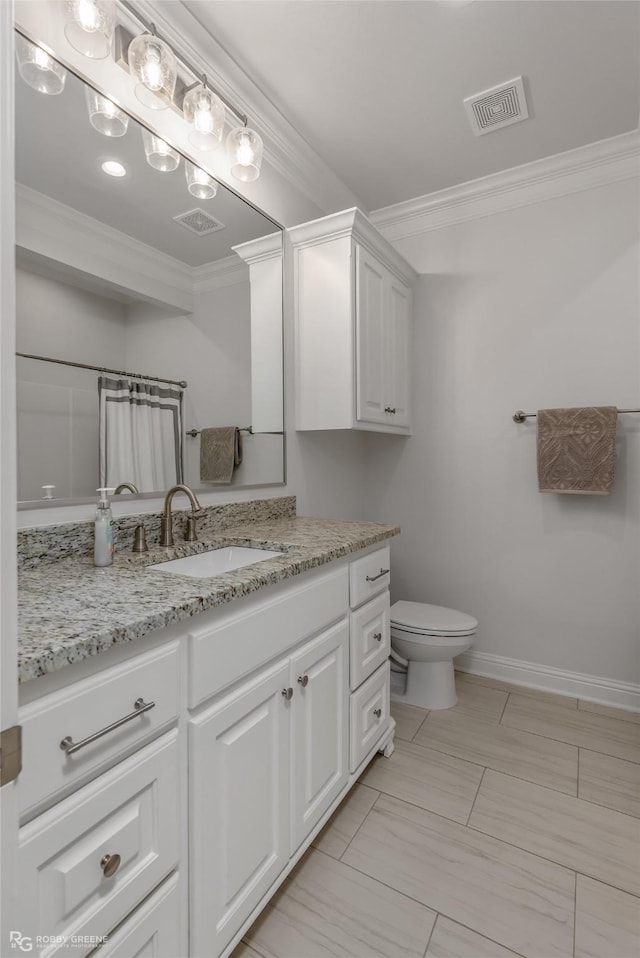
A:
288,207,418,285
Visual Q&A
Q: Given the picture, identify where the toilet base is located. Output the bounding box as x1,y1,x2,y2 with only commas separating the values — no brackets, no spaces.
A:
401,659,458,710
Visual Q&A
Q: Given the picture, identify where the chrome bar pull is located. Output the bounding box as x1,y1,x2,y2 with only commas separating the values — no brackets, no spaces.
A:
365,568,390,583
60,698,155,755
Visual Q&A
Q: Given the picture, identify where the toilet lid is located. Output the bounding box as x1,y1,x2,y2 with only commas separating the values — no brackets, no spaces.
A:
391,601,478,636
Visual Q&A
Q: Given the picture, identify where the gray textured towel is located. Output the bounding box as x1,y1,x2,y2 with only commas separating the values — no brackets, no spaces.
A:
200,427,243,484
537,406,617,495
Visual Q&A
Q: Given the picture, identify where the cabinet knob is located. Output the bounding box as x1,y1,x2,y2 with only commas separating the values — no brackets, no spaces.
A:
297,675,309,687
373,708,382,719
281,687,294,700
373,632,383,642
384,406,396,414
100,853,121,878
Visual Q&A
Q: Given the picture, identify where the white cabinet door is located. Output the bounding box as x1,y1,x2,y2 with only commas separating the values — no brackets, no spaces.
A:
385,274,412,428
190,661,291,958
290,621,349,851
355,245,387,425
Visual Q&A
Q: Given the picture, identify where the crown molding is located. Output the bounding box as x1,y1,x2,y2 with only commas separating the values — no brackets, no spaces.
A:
15,185,253,305
191,255,248,294
288,207,418,285
134,0,366,217
371,130,640,241
16,184,195,311
233,231,283,265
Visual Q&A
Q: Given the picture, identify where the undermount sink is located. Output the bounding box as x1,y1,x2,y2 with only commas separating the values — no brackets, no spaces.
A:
148,547,284,578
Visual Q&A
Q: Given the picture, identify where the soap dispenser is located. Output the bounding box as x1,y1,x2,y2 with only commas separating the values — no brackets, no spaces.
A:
94,488,114,567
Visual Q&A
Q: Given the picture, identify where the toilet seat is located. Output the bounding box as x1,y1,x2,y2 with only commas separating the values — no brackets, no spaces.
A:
390,601,478,637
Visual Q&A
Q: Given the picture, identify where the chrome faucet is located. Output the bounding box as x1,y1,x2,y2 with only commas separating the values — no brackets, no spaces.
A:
114,481,139,495
160,484,202,547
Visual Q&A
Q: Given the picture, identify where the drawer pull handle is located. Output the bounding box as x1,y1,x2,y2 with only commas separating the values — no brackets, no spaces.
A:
100,853,121,878
60,698,156,756
373,632,383,642
297,675,309,687
384,407,396,414
282,687,294,700
365,568,390,583
373,708,382,718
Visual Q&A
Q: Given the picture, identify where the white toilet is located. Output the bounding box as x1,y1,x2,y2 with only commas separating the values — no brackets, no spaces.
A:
390,601,478,710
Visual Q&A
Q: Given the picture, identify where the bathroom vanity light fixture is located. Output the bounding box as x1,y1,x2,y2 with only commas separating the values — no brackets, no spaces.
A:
127,27,177,110
183,77,225,152
15,34,67,94
85,86,129,136
142,128,180,172
226,123,264,183
185,161,217,199
64,0,116,59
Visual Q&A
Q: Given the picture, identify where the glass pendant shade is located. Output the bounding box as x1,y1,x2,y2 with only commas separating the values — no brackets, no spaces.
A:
226,126,263,182
85,87,129,137
15,35,67,95
64,0,116,59
183,83,225,151
142,129,180,172
185,162,218,200
128,33,177,110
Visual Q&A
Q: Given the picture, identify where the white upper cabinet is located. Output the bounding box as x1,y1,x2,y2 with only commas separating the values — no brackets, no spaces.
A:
290,208,416,434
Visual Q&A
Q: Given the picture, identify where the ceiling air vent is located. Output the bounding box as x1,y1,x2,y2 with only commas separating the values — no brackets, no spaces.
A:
464,76,529,136
173,208,226,235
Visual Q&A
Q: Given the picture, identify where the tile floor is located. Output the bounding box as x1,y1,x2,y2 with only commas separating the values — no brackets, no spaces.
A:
232,673,640,958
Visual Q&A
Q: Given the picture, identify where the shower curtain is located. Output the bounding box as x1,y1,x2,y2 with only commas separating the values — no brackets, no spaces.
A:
98,377,184,492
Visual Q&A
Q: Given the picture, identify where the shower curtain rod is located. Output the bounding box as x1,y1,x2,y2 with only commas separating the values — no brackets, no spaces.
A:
16,352,187,388
513,407,639,423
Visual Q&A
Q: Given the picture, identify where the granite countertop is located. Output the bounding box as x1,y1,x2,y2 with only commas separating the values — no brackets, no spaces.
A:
18,516,399,683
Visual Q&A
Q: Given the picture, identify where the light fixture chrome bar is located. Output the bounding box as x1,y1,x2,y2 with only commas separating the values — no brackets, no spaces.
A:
513,408,639,423
17,352,187,389
117,0,249,126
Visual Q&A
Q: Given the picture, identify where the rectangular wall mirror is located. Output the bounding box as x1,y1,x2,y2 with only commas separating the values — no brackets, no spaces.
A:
14,39,285,507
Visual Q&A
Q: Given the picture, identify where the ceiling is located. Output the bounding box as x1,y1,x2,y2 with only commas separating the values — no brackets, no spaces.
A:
15,61,280,267
183,0,640,211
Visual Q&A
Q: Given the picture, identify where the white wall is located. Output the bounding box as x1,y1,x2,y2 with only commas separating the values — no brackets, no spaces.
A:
365,177,640,685
15,266,128,500
367,181,640,682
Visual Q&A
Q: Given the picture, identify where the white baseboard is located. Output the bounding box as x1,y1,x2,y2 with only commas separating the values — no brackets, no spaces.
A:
455,650,640,713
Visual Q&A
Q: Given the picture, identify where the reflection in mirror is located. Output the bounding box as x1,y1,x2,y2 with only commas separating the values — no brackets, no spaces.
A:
14,45,284,506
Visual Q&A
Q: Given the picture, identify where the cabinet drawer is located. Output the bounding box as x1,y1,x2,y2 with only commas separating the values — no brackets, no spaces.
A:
349,663,390,772
17,732,180,957
350,591,390,690
349,546,390,609
17,643,180,819
88,873,182,958
189,565,348,708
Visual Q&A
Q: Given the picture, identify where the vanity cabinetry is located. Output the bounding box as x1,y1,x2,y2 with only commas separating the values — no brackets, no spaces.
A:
15,641,185,958
190,613,349,956
15,539,395,958
291,208,416,434
348,546,392,771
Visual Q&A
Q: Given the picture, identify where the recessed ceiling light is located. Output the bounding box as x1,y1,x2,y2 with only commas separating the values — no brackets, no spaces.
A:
101,159,127,177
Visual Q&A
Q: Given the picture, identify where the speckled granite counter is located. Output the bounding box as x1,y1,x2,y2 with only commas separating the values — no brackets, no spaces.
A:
18,515,399,683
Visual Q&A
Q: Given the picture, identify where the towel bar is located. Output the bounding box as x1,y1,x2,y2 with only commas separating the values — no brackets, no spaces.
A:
186,426,252,437
513,408,640,423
